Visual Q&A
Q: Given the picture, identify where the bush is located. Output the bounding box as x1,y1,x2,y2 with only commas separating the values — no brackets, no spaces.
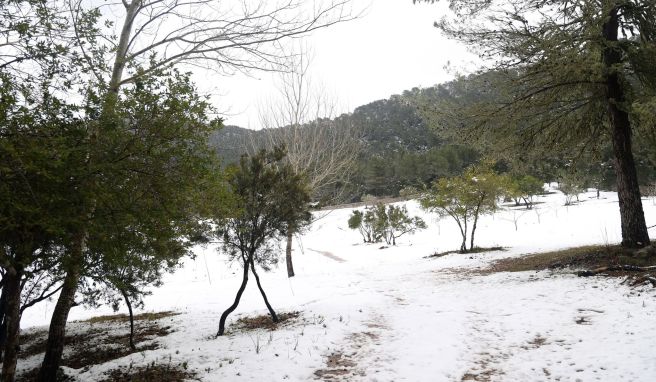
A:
348,203,425,245
507,175,544,209
420,164,506,252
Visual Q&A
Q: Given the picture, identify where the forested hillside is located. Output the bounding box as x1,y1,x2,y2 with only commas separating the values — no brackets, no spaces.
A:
211,93,478,201
211,76,656,203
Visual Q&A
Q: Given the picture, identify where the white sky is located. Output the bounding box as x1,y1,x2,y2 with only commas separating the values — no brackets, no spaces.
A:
194,0,476,129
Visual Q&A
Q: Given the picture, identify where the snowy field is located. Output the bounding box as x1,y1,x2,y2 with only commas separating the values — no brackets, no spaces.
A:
20,189,656,381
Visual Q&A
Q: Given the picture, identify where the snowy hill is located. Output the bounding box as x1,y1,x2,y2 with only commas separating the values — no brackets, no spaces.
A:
19,189,656,381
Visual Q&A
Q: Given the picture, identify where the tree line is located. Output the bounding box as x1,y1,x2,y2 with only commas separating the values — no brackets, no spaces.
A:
0,0,352,380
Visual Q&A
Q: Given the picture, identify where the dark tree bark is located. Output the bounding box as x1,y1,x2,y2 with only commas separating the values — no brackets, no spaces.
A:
1,267,22,382
216,255,251,337
470,216,478,252
458,230,467,252
249,258,278,323
0,276,8,362
602,6,650,248
460,217,468,252
37,235,84,382
285,230,295,278
120,289,136,351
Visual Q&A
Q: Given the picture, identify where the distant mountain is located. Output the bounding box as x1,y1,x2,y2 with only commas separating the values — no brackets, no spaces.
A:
209,125,254,165
209,92,478,200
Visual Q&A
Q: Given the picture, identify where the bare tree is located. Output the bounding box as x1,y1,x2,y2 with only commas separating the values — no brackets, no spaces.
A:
257,47,361,277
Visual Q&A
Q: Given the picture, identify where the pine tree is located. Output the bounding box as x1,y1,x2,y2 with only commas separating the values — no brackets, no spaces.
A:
415,0,655,247
216,148,311,336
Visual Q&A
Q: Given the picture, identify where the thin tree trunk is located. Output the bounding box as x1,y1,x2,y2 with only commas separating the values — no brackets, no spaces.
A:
216,255,250,337
470,214,479,252
108,0,141,94
119,289,136,351
285,230,295,278
1,268,22,382
461,217,468,252
602,6,650,248
249,259,278,323
470,199,484,251
0,276,8,362
37,234,84,382
453,217,466,253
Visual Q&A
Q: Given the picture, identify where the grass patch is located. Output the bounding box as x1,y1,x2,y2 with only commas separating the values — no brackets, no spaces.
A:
82,311,179,324
19,323,173,361
233,311,301,332
101,362,198,382
427,247,506,259
17,311,178,381
488,243,656,274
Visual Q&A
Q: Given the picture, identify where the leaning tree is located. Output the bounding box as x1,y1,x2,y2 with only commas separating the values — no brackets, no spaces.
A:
415,0,655,248
216,147,311,336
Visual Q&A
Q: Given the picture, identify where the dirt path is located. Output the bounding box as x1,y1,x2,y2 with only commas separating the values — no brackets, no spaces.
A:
313,313,392,381
308,248,346,263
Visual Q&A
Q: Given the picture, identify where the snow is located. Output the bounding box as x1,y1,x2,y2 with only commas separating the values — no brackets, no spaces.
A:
19,189,656,381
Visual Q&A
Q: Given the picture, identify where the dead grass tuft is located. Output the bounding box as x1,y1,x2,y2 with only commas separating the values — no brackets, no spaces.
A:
233,311,301,331
82,311,179,324
427,247,506,259
314,352,358,380
101,362,197,382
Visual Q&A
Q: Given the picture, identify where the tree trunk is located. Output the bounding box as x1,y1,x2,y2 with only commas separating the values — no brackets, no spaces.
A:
216,255,250,337
460,218,467,252
285,230,295,278
455,217,467,252
602,6,650,248
470,214,479,252
120,289,136,351
249,259,278,323
1,268,22,382
37,234,84,382
108,0,141,94
0,276,8,362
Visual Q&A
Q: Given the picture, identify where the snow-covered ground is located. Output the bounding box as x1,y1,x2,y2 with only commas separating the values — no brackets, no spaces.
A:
20,189,656,381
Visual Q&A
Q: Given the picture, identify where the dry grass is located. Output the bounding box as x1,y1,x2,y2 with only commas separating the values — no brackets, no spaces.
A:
82,311,179,324
233,311,301,331
427,247,506,259
17,311,178,381
101,362,197,382
314,352,358,380
487,243,656,274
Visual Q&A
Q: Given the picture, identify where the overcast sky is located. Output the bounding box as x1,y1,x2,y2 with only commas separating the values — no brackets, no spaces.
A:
197,1,476,129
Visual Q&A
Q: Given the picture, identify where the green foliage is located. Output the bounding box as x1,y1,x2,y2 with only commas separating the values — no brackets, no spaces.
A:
217,148,311,270
413,0,655,153
420,164,507,252
348,208,380,243
399,186,421,199
506,175,544,209
384,205,427,245
0,55,229,315
212,96,479,200
348,203,425,245
559,170,586,206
